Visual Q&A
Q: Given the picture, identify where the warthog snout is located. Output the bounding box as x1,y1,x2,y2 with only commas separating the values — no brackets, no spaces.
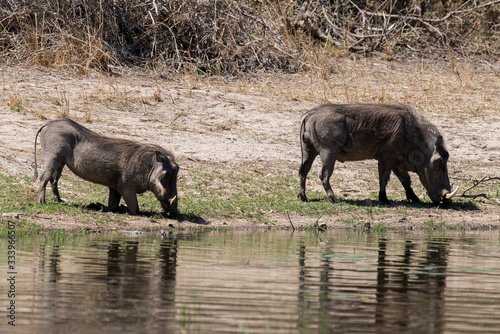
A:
161,195,178,215
439,186,459,206
444,187,459,200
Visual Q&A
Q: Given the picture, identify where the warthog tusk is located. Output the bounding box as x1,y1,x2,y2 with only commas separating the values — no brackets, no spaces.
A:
168,195,177,206
444,187,459,200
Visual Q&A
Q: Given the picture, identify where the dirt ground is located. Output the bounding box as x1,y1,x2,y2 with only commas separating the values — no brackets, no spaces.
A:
1,55,500,231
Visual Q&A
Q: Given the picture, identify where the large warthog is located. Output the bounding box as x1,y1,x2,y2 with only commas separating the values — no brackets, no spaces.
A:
34,119,179,215
298,103,458,206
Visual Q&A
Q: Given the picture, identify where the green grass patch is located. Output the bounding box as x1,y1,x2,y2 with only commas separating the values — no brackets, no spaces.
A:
0,164,487,227
0,166,421,225
0,174,40,215
178,164,373,223
0,172,136,227
423,219,446,229
0,219,45,237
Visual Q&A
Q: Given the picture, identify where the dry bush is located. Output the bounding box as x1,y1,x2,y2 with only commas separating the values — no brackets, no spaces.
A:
0,0,112,72
1,0,499,75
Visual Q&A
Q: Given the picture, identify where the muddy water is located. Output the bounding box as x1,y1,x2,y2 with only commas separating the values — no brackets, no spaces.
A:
2,229,500,334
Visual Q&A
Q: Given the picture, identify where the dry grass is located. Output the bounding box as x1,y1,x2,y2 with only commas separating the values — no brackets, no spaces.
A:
7,95,23,113
1,1,499,75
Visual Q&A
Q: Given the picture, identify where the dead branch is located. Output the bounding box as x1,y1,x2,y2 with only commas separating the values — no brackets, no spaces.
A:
286,212,295,231
460,177,500,204
350,0,500,24
1,0,499,73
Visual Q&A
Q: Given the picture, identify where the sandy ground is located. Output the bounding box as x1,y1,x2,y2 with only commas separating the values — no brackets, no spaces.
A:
1,56,499,231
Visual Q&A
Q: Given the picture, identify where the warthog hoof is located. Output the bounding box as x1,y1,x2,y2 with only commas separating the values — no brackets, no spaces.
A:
378,191,391,205
297,192,308,202
327,194,339,203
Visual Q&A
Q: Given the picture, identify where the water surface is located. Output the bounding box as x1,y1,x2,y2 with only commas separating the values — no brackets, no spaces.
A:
2,228,500,333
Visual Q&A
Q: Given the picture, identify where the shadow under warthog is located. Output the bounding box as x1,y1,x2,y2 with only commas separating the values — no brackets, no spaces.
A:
76,202,210,225
305,197,480,211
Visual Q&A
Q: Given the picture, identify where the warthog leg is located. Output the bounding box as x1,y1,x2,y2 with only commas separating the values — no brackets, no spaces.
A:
38,177,48,204
319,148,341,203
297,144,318,202
378,160,392,204
38,159,64,204
49,165,64,202
393,168,420,202
121,189,139,215
379,161,421,204
106,187,139,215
107,188,122,212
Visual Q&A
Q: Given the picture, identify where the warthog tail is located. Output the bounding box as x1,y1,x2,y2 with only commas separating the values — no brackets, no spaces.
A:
299,113,310,166
33,124,47,182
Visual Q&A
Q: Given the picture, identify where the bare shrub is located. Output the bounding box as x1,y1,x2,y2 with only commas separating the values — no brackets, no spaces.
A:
1,0,499,75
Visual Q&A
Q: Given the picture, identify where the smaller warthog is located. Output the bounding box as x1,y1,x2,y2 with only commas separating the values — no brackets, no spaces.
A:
298,103,458,206
34,119,178,215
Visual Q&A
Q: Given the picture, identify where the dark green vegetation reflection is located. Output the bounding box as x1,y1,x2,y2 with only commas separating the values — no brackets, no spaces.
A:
1,228,500,333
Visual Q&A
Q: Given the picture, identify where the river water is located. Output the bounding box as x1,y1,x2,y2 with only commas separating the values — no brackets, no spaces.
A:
2,228,500,333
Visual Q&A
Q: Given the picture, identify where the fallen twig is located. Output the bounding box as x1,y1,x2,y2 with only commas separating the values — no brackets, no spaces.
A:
459,177,500,204
67,227,91,240
286,212,295,231
304,214,327,231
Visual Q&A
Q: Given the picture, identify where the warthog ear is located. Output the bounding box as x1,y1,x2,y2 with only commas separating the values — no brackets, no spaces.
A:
435,135,444,148
155,151,169,163
155,151,178,175
434,135,449,161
